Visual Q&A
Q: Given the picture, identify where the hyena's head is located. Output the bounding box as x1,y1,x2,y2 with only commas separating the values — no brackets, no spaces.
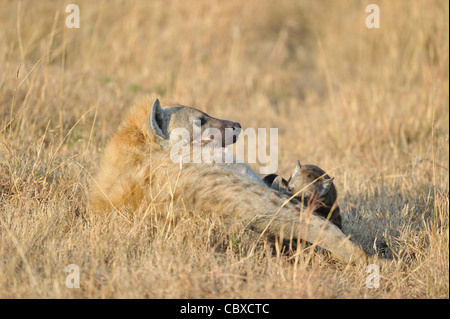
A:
287,160,337,204
148,98,241,149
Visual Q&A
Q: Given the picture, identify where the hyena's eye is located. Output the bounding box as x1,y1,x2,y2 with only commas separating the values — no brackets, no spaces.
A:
194,117,206,127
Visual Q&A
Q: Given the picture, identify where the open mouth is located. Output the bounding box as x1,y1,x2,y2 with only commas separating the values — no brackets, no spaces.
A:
198,125,241,148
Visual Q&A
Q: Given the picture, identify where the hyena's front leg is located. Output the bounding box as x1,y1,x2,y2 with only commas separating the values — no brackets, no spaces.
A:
248,207,367,263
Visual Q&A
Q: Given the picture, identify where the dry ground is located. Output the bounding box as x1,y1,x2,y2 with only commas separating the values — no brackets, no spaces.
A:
0,0,448,298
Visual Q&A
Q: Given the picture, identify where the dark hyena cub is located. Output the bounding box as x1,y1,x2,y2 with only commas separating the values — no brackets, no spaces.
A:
263,160,342,229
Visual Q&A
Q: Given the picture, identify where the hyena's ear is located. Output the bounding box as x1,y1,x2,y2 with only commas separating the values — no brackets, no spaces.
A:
318,177,334,197
262,174,278,187
271,175,289,192
290,159,302,179
148,98,170,139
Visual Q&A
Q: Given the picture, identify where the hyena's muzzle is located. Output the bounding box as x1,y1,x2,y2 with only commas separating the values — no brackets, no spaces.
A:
201,116,241,147
193,112,241,148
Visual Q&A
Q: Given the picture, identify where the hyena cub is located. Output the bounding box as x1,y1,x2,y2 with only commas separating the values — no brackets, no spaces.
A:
263,160,342,229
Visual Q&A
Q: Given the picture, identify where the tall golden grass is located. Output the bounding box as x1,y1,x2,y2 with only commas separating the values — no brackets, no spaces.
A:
0,0,448,298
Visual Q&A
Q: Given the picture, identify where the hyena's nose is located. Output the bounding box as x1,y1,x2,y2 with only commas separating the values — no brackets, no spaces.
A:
220,120,241,146
230,122,241,143
223,120,241,132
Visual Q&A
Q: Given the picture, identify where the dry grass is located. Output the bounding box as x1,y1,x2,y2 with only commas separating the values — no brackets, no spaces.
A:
0,0,448,298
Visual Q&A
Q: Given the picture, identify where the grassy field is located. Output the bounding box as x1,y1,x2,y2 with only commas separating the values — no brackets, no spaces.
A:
0,0,448,298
